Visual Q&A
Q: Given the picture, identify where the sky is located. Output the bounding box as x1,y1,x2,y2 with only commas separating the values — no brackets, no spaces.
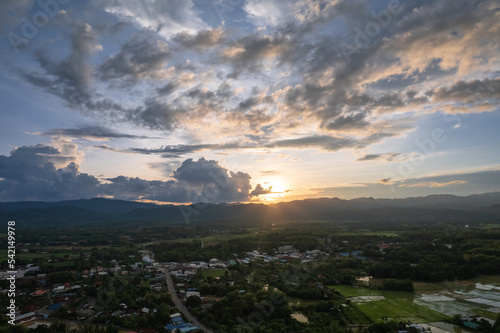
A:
0,0,499,204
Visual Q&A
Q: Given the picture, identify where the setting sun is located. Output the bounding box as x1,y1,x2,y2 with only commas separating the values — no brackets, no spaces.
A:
258,178,288,201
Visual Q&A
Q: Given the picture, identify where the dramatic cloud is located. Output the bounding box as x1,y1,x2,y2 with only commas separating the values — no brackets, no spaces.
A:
173,29,224,50
98,36,171,82
103,158,254,203
0,141,99,202
38,126,154,140
270,135,358,151
19,23,102,108
172,158,252,203
1,0,499,202
431,78,500,105
0,143,257,203
324,113,370,131
244,0,295,27
104,0,209,38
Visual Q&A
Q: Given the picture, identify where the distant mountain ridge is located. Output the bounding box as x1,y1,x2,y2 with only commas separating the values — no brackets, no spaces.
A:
0,198,160,214
1,192,500,226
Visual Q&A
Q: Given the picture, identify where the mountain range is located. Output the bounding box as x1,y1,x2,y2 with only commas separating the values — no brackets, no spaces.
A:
1,192,500,227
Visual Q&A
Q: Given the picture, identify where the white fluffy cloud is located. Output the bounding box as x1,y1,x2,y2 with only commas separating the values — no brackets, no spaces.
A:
244,0,296,26
104,0,210,39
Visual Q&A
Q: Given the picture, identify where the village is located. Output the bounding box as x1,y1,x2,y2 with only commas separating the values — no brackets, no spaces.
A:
2,222,500,333
0,244,333,332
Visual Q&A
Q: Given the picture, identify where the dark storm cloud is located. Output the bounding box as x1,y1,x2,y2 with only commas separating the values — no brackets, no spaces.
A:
128,98,184,130
171,158,252,203
105,158,254,203
156,82,179,96
102,176,191,202
0,144,100,202
104,158,253,203
39,126,154,140
98,35,171,82
220,33,293,78
323,113,370,131
0,144,257,203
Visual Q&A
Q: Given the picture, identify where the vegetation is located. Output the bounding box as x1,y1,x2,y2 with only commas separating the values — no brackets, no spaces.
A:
1,210,500,332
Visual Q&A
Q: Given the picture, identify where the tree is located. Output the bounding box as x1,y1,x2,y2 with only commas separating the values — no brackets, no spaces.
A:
186,295,202,308
105,325,119,333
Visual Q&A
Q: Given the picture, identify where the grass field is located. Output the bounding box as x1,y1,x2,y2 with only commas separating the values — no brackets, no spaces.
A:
137,233,253,246
335,231,400,237
333,277,500,323
307,286,440,324
0,250,74,265
202,268,227,278
331,285,446,323
476,223,500,230
329,285,383,297
357,298,447,323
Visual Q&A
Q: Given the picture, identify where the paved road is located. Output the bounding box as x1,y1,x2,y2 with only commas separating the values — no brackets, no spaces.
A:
165,266,213,333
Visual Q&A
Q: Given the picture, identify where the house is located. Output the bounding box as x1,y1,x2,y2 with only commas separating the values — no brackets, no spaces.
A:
165,322,198,332
185,291,201,298
462,321,479,330
15,312,36,324
47,303,63,311
52,285,65,293
151,283,163,292
77,309,93,320
277,245,295,253
111,310,123,317
36,308,53,319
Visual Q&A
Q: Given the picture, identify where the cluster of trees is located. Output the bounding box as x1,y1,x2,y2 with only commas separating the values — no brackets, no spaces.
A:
382,279,414,292
0,321,119,333
370,231,500,282
200,290,304,332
